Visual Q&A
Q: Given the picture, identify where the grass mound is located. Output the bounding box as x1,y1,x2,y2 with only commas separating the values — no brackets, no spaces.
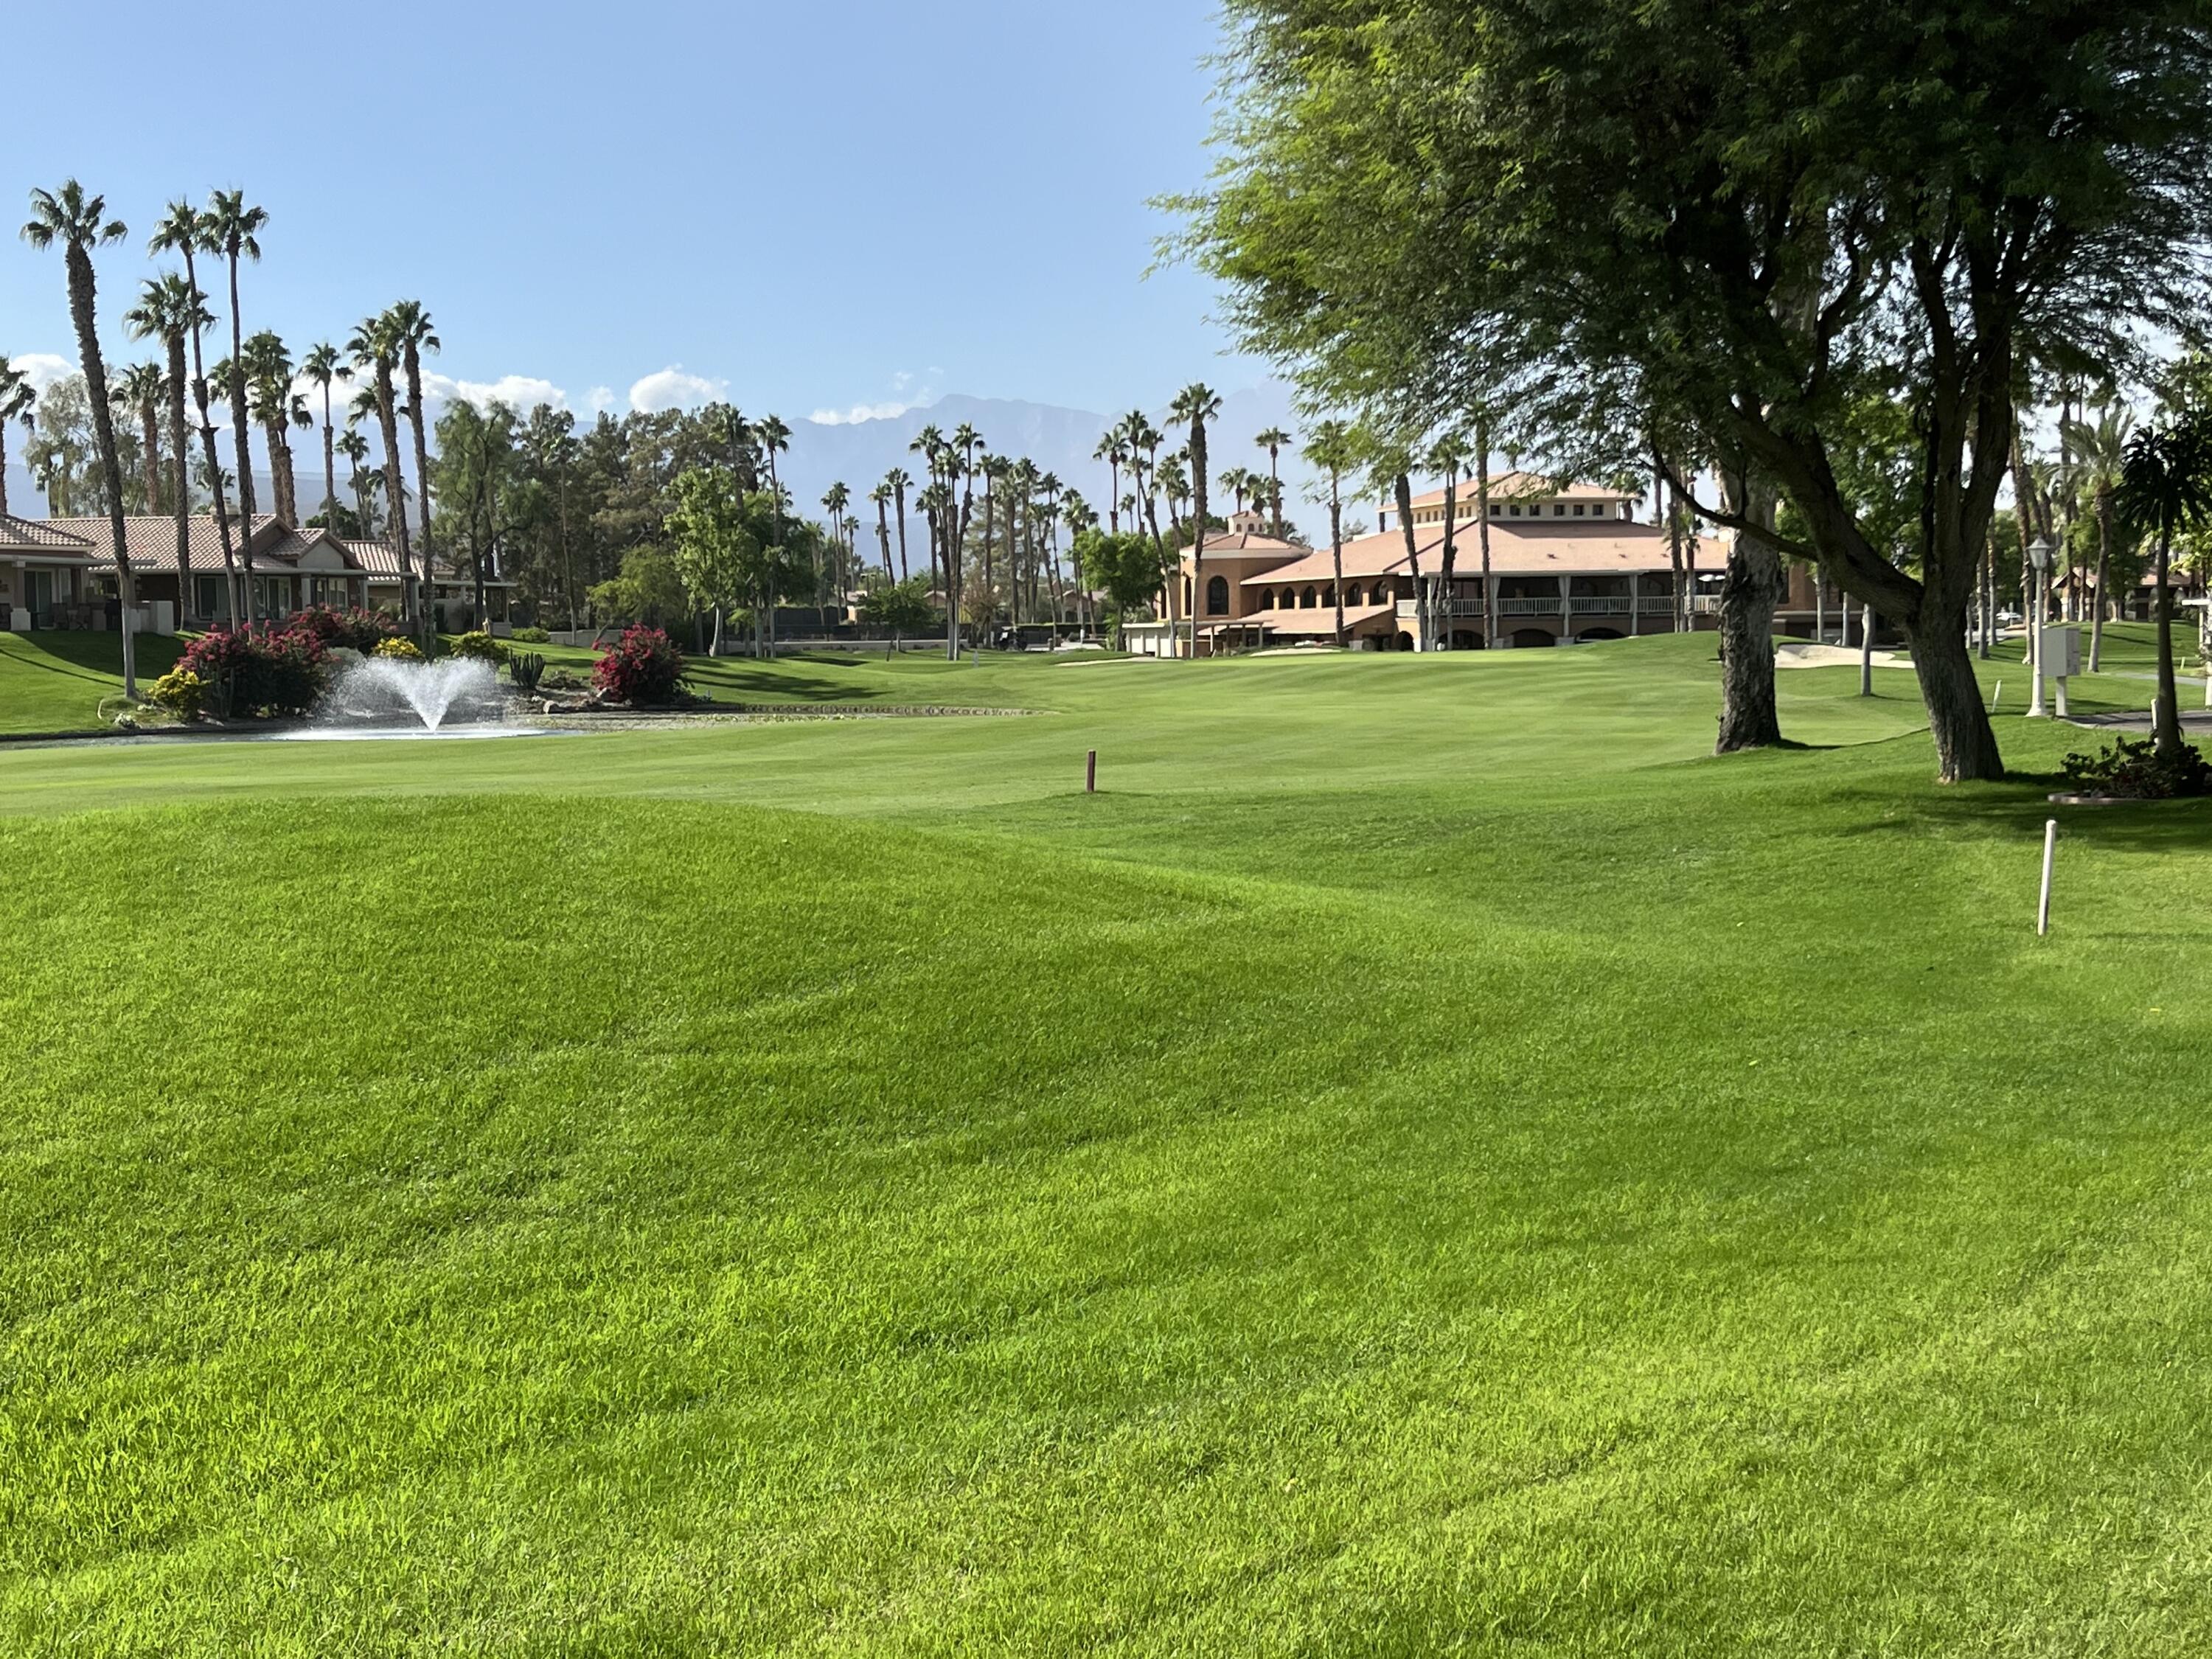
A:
4,758,2211,1650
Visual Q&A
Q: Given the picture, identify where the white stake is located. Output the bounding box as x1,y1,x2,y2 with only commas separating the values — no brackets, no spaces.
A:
1991,678,2002,713
2037,818,2058,936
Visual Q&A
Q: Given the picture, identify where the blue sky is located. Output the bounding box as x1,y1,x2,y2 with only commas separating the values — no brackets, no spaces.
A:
1,0,1256,425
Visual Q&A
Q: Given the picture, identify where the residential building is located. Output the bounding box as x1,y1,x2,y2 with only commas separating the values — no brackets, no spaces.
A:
0,513,514,633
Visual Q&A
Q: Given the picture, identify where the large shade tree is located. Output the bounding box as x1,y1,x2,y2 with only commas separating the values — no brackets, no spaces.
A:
1183,0,2212,780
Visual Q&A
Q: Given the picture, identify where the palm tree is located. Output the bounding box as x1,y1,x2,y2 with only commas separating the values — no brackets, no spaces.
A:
110,364,167,512
346,313,414,618
124,276,208,619
979,455,1007,630
335,426,372,527
148,201,240,627
1304,421,1352,646
383,302,439,636
241,331,301,525
24,181,139,696
204,191,268,579
1093,430,1128,534
1254,427,1290,539
885,467,915,583
2062,401,2134,672
0,356,38,518
822,481,852,604
869,480,895,582
301,342,349,528
2112,411,2212,760
1169,384,1221,657
756,413,791,654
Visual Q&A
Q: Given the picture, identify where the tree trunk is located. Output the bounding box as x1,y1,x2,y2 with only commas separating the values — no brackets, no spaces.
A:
68,243,136,698
182,248,239,630
1860,603,1875,697
1436,470,1458,649
1906,611,2006,782
2153,531,2182,760
406,352,434,647
167,337,191,620
139,404,162,515
1394,474,1425,650
1714,468,1781,754
1330,482,1345,646
2089,489,2112,673
226,254,257,625
376,369,414,623
1476,428,1495,648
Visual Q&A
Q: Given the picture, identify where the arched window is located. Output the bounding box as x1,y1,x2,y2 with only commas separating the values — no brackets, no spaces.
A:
1301,586,1318,608
1321,585,1335,607
1346,585,1362,605
1257,588,1273,610
1206,574,1229,616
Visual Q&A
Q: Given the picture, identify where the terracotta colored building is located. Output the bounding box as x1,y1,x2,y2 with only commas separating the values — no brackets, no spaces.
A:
1129,481,1829,654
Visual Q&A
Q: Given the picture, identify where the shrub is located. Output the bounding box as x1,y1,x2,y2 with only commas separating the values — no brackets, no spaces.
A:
146,667,206,719
508,651,546,695
511,626,552,644
374,636,425,662
178,626,327,717
451,630,509,664
593,625,687,706
2061,736,2212,799
285,605,403,653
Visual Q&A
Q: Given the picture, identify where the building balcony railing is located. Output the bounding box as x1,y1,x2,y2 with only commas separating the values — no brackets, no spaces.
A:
1498,596,1565,616
1638,595,1677,614
1570,595,1632,613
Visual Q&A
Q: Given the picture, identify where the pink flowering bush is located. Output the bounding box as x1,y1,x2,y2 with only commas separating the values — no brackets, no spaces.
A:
592,625,687,706
283,605,403,654
178,625,328,717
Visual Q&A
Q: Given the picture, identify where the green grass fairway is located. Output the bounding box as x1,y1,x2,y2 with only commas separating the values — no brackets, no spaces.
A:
4,637,2211,1652
0,631,185,734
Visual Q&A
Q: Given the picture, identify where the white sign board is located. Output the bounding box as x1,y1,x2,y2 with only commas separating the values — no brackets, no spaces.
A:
2040,626,2081,678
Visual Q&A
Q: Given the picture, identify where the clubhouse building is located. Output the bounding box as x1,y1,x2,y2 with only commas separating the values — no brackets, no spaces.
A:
1127,479,1824,653
0,513,514,633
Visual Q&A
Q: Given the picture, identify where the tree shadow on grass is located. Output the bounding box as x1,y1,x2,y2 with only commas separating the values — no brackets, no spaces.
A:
686,665,891,703
6,630,184,681
1831,772,2212,857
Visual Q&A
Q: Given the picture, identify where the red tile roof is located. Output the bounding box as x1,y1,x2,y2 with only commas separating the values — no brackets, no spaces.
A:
1243,521,1727,585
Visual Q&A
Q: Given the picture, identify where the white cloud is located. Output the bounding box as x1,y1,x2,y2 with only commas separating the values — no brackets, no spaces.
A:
627,365,726,413
588,386,618,414
15,352,73,394
414,371,568,412
809,400,917,426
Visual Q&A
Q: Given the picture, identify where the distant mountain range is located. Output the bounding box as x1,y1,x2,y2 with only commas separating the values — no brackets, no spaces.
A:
3,380,1343,554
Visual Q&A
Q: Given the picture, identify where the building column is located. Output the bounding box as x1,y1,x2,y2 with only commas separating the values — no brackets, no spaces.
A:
1559,574,1573,643
1629,571,1640,637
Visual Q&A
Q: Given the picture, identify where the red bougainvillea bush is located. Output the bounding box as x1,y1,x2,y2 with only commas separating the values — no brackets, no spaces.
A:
176,625,329,717
591,625,688,706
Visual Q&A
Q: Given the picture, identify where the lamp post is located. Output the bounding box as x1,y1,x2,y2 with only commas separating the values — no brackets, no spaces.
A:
2027,534,2055,717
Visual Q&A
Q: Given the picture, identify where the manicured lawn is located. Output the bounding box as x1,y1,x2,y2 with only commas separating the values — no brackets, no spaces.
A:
0,631,185,734
4,637,2210,1652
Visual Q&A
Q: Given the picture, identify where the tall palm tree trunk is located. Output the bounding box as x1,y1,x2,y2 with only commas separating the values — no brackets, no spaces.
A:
2090,487,2112,672
66,242,137,697
226,251,257,625
178,248,239,629
375,370,414,621
1394,474,1425,651
404,349,434,644
321,394,338,530
165,335,191,620
138,403,162,514
2154,530,2182,759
